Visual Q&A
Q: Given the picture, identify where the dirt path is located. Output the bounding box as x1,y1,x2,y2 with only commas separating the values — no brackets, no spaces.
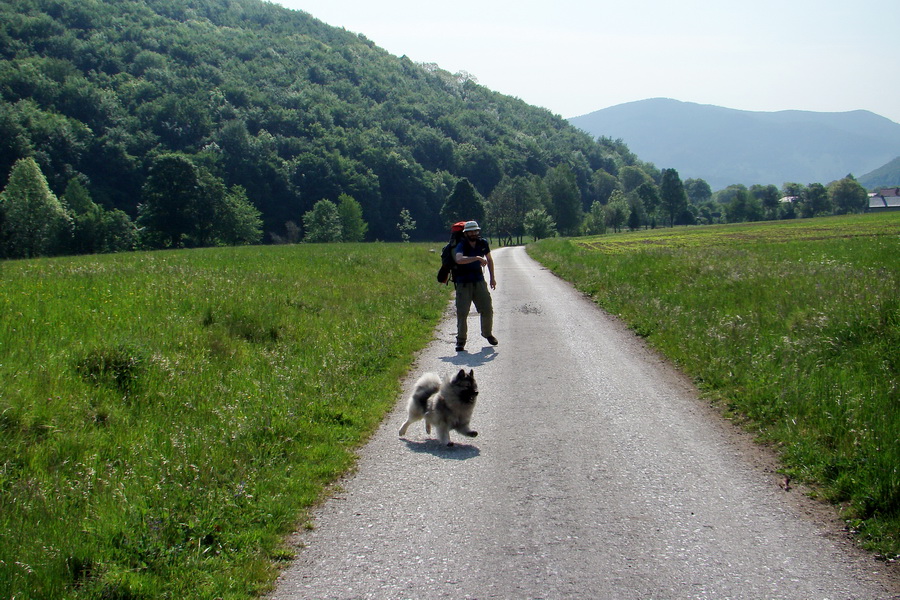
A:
269,246,899,600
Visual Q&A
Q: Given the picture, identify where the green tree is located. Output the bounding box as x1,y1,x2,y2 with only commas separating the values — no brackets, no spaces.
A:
590,169,619,205
724,188,764,223
603,190,630,233
627,192,646,230
829,176,868,214
750,184,780,220
138,155,201,249
545,164,582,236
191,168,228,248
397,207,416,242
746,195,764,221
337,193,368,242
101,209,140,252
64,178,103,254
303,199,342,242
619,165,652,193
779,198,798,220
695,200,722,225
457,144,503,196
679,203,699,225
584,200,607,235
62,177,139,254
63,178,95,215
635,182,660,227
684,178,713,205
440,178,484,226
0,157,72,258
487,175,544,245
138,155,251,248
659,168,688,227
799,183,831,218
217,185,263,245
716,184,749,206
524,208,556,240
781,182,806,199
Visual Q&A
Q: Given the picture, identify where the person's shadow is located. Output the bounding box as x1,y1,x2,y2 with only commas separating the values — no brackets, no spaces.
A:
440,346,497,368
401,438,480,460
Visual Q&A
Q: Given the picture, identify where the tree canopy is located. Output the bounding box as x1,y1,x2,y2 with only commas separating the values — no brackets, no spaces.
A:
0,0,646,246
660,169,688,227
0,157,71,257
440,178,484,228
303,199,342,243
1,0,878,256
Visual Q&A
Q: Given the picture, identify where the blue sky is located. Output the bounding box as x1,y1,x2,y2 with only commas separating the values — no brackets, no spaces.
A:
272,0,900,124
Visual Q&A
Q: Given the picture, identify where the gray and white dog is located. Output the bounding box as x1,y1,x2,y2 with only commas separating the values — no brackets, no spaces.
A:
399,369,479,446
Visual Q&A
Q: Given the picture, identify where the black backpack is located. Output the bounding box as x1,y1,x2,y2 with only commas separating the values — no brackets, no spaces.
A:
437,221,466,284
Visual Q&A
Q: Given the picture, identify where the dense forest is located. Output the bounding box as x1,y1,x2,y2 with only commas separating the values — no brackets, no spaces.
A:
0,0,650,251
0,0,872,257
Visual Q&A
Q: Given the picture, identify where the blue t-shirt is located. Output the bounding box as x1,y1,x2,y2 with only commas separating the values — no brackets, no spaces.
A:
454,238,490,283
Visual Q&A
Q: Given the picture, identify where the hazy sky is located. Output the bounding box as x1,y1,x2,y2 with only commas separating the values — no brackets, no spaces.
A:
271,0,900,124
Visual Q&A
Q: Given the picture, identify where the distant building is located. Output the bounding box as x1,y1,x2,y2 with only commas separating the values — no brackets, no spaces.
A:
868,188,900,212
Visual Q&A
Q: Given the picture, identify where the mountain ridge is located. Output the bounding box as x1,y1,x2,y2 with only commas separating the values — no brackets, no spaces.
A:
568,98,900,190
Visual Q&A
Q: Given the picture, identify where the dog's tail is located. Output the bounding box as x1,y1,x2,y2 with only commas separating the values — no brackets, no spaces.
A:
411,372,441,412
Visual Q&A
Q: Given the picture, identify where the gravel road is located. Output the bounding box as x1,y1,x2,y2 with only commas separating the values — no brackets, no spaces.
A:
269,246,899,600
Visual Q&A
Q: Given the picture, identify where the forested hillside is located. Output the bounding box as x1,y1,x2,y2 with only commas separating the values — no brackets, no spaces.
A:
859,157,900,189
0,0,640,246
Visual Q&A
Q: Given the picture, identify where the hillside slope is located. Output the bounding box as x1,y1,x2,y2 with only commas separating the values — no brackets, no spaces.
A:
569,98,900,190
859,156,900,189
0,0,630,240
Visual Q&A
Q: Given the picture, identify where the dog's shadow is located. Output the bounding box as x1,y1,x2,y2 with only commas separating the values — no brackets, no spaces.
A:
401,438,481,460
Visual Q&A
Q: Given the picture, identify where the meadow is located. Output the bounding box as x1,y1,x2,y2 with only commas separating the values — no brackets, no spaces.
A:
3,215,899,599
0,243,450,599
528,213,900,557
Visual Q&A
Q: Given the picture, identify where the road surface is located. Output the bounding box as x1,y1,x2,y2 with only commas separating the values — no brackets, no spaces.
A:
269,246,899,600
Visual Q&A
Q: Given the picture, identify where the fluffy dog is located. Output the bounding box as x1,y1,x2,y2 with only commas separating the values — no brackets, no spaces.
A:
399,369,479,446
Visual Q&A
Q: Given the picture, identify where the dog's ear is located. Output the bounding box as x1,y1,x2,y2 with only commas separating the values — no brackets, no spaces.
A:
467,369,474,379
456,368,466,380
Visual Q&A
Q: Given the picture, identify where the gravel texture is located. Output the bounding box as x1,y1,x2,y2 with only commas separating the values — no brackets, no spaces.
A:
269,246,899,600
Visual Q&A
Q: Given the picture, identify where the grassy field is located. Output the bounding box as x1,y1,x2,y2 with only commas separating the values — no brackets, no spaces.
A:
0,243,451,599
3,215,899,599
528,213,900,558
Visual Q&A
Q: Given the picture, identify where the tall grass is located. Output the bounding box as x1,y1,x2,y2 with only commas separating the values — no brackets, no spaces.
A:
529,213,900,557
0,243,450,599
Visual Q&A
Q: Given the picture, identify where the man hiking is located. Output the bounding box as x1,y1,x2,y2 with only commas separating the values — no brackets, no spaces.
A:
453,220,498,352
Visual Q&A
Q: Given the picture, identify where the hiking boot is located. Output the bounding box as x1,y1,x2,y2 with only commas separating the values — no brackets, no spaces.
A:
484,335,499,346
455,342,465,352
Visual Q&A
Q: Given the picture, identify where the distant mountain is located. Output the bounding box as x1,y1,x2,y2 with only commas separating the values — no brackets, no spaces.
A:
859,157,900,189
568,98,900,190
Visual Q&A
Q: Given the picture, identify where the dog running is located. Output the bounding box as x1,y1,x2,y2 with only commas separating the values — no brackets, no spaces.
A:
399,369,479,446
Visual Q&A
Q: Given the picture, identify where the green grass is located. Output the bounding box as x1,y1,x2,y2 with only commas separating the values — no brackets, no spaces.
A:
5,216,900,598
0,243,450,599
529,213,900,557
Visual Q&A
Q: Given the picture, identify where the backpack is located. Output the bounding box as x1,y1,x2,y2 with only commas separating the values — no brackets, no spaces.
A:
437,221,466,284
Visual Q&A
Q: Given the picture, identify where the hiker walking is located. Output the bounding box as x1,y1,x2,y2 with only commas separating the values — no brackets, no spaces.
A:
453,221,497,352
